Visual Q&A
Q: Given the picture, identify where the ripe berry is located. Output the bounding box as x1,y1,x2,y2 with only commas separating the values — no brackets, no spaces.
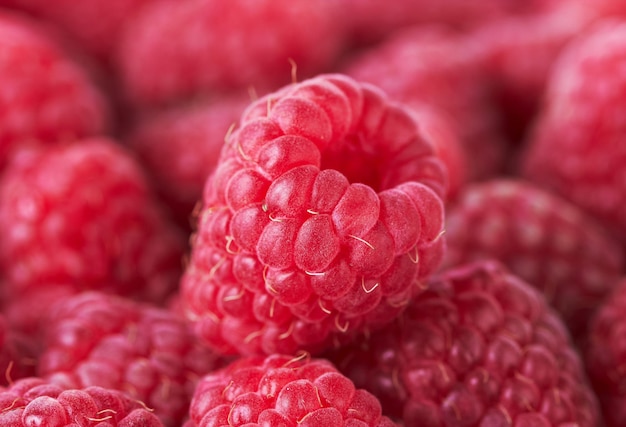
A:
0,138,185,305
0,377,164,426
185,353,397,427
181,73,447,356
444,179,623,336
0,10,110,170
117,0,345,108
328,260,601,426
521,20,626,241
38,291,224,427
586,277,626,427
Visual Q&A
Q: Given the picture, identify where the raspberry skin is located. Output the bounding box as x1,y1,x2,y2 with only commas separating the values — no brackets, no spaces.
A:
0,377,164,426
0,11,110,170
185,353,398,427
181,73,448,356
344,26,506,181
586,278,626,427
126,93,250,229
0,313,37,385
38,291,224,427
443,179,623,337
521,20,626,242
116,0,346,108
328,260,601,426
0,138,185,305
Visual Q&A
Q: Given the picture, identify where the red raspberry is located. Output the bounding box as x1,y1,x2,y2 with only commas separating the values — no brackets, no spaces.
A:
0,377,164,426
344,26,506,181
443,179,623,336
0,10,110,170
521,20,626,241
181,73,448,356
185,353,398,427
116,0,346,108
127,93,250,229
586,278,626,427
38,291,224,427
0,0,159,61
328,261,601,426
0,138,185,306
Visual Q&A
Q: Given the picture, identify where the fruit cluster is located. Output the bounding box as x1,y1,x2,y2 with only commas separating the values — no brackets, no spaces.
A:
0,0,624,426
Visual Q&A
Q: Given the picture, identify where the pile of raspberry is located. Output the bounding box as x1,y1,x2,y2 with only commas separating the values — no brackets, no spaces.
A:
0,0,625,426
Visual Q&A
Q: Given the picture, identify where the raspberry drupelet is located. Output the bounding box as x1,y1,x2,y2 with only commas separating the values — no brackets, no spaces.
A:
181,73,448,356
185,353,398,427
327,260,601,426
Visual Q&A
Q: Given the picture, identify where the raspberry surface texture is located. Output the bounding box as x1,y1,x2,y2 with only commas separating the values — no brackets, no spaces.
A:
0,313,36,385
0,10,109,170
127,93,250,229
185,353,398,427
444,179,623,336
0,138,185,305
38,291,223,427
181,73,448,356
586,277,626,427
116,0,345,108
0,377,164,426
344,26,506,181
327,260,601,426
521,20,626,241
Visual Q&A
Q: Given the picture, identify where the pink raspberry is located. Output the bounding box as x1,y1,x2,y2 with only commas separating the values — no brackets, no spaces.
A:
181,73,447,356
443,179,623,336
0,377,164,426
185,353,398,427
328,260,601,426
0,138,185,306
38,291,224,427
521,20,626,241
0,10,110,170
344,26,506,181
116,0,346,108
586,278,626,427
127,93,250,229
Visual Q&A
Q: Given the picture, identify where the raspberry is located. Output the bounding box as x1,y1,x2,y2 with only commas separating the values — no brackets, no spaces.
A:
38,291,224,427
0,138,185,306
0,10,110,170
185,353,398,427
0,377,164,426
586,278,626,427
443,179,623,336
521,20,626,241
0,0,158,61
327,260,601,426
181,73,447,356
116,0,345,108
127,93,250,229
344,26,506,181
